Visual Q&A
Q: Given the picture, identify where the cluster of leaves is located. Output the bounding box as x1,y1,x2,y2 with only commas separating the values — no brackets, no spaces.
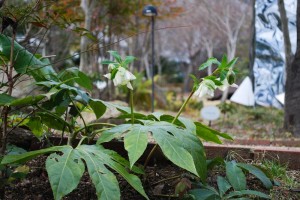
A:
183,159,273,200
0,33,274,199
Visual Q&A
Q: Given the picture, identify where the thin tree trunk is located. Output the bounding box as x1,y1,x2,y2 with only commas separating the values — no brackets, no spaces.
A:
80,0,97,75
283,0,300,136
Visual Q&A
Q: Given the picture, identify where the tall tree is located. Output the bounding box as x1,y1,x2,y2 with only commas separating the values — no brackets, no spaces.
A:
281,0,300,136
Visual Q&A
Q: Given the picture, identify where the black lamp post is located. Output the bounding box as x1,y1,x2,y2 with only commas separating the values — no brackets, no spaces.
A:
143,5,157,112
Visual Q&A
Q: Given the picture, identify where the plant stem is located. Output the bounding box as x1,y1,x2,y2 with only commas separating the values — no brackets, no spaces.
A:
171,91,195,124
72,122,116,143
0,32,16,155
144,91,195,168
130,86,134,124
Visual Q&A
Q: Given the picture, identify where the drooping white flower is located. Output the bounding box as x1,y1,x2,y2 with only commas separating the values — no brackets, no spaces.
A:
104,66,136,90
194,79,217,99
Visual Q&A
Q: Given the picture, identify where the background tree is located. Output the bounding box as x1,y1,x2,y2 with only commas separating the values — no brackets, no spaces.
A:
280,0,300,136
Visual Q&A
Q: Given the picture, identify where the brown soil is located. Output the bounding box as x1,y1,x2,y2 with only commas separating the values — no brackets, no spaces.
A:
3,155,300,200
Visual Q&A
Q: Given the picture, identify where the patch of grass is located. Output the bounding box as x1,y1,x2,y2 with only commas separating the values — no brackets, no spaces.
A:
262,160,298,188
214,103,285,139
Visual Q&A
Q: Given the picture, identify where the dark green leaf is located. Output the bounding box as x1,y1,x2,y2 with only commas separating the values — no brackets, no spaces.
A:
226,161,246,191
237,163,273,189
76,71,93,91
0,93,16,106
224,190,270,199
217,176,231,197
189,189,220,200
9,95,45,106
0,34,57,81
89,99,107,119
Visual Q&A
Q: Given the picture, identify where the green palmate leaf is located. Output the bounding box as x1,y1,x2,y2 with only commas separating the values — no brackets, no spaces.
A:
77,145,148,200
124,127,148,169
0,34,57,81
217,176,231,197
105,149,144,175
226,161,246,191
189,189,220,200
46,147,85,200
24,116,43,138
1,146,64,164
77,145,120,200
199,57,220,71
151,127,198,176
165,124,207,182
89,99,107,119
0,93,16,106
108,51,122,63
224,190,270,199
97,124,132,144
105,121,201,177
237,163,273,189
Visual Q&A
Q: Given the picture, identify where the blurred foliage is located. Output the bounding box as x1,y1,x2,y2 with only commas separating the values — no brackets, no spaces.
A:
214,103,284,139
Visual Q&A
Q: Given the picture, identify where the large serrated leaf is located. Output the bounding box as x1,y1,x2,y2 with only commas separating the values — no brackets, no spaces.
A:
97,124,132,144
77,145,120,200
124,127,148,169
237,163,273,189
77,145,148,200
46,147,85,200
151,126,198,176
226,161,246,191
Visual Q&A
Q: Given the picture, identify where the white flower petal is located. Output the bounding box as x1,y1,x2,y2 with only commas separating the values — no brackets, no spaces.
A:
104,73,112,80
126,82,133,90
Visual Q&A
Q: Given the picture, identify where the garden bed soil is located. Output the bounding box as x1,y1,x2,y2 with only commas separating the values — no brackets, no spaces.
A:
4,156,300,200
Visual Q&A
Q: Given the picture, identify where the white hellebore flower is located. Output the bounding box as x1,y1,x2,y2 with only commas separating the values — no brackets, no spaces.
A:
194,79,217,99
104,65,136,90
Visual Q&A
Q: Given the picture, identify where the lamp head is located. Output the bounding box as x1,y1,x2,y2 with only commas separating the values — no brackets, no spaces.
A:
142,5,157,17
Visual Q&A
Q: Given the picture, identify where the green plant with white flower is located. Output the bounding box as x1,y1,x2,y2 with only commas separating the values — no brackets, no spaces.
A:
1,45,273,199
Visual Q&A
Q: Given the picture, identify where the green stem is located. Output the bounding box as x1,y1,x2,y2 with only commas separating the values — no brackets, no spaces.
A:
144,91,195,168
72,123,116,143
171,91,195,124
130,86,134,124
